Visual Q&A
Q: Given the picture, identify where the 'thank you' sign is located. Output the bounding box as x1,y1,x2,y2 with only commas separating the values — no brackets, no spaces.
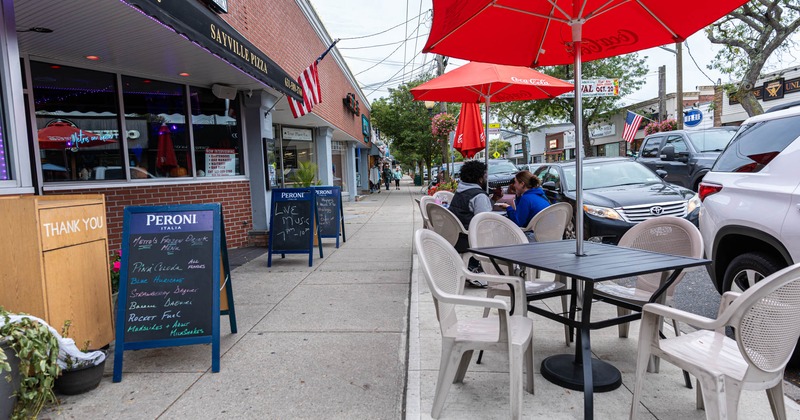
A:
113,204,223,382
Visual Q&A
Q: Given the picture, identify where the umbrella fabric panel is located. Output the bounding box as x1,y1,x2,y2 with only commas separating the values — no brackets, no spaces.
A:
424,0,749,67
453,103,485,159
409,62,573,103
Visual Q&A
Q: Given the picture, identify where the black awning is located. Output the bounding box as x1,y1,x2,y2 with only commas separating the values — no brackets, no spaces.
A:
121,0,303,102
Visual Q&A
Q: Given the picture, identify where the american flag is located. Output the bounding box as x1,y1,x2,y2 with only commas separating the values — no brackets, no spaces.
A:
288,61,321,118
622,111,643,143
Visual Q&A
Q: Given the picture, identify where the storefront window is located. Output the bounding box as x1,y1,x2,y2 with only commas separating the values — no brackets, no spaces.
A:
279,126,314,187
122,76,189,179
189,87,242,177
331,141,346,188
30,61,122,182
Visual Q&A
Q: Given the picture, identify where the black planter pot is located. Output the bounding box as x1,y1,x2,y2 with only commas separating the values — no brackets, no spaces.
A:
1,340,21,420
54,358,106,396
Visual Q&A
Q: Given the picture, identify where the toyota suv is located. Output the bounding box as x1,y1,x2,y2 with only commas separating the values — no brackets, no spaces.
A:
698,103,800,363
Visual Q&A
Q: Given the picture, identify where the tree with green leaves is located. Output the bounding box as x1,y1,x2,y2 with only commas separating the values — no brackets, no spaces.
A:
493,54,648,158
489,138,511,158
706,0,800,116
370,79,438,180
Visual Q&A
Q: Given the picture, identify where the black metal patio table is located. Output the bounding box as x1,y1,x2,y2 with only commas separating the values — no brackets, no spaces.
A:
469,239,710,420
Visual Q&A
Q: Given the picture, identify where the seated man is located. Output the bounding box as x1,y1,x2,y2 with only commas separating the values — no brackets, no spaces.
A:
447,161,503,282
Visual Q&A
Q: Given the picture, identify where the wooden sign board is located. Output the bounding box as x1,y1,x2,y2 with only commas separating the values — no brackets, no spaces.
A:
313,186,346,248
113,204,230,382
268,188,322,267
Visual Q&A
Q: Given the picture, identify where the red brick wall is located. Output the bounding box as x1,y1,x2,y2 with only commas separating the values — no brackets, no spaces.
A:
46,181,252,252
222,0,370,145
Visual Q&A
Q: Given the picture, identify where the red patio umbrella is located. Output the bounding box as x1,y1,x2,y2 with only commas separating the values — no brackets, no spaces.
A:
422,0,748,255
156,124,178,174
453,103,485,159
410,62,573,183
37,121,114,149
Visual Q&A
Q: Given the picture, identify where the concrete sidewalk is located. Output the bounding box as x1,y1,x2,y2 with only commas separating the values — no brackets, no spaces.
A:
42,177,800,419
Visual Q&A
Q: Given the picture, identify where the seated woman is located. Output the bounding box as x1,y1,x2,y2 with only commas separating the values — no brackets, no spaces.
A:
495,170,550,228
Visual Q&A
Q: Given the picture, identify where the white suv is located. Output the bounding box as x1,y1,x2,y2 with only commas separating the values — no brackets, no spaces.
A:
699,104,800,295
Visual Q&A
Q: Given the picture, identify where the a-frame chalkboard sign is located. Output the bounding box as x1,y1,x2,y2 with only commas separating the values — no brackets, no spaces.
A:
268,188,323,267
313,186,346,248
113,204,233,382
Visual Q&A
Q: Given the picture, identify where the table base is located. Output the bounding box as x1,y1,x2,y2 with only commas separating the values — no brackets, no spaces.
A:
540,354,622,392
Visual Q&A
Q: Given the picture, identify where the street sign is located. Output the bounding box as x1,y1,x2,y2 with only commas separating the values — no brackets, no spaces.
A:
492,151,501,159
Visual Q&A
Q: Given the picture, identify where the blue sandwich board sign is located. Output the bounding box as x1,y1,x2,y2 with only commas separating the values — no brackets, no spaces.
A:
313,186,346,248
113,203,231,382
268,188,323,267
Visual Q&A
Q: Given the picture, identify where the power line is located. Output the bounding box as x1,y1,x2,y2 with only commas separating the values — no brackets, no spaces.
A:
337,10,430,41
337,33,428,50
354,17,427,77
684,41,719,85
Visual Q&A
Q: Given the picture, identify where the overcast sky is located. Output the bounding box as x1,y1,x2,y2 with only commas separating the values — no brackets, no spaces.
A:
310,0,798,108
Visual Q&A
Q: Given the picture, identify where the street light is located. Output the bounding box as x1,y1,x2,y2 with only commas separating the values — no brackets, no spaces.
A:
659,43,684,129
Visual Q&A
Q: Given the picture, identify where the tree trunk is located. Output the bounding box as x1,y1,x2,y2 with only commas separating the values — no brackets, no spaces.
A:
738,88,764,117
582,123,594,157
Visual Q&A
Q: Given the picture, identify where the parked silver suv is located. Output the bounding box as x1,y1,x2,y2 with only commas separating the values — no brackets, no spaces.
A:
698,103,800,363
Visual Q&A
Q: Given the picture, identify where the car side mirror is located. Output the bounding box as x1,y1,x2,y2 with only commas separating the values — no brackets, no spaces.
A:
542,181,557,191
660,145,675,161
655,169,668,179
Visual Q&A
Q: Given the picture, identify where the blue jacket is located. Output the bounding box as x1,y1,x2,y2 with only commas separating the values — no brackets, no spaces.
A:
506,187,550,227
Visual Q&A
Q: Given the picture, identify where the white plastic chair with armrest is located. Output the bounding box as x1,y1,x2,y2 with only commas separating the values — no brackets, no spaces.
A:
433,190,454,204
414,228,534,419
522,202,573,279
594,216,703,340
630,262,800,420
469,212,570,346
418,195,436,229
426,202,466,248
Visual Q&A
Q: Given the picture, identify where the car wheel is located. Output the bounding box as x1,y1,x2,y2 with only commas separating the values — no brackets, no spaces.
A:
722,252,784,293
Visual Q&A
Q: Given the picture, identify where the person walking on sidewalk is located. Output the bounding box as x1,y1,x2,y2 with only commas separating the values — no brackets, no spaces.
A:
383,163,393,191
369,162,381,193
393,166,402,190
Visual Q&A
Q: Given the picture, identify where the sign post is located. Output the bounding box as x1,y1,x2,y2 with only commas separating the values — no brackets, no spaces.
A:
113,204,226,382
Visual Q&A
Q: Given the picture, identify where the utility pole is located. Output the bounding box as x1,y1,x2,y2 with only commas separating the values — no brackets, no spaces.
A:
436,54,450,181
676,42,684,129
658,65,666,121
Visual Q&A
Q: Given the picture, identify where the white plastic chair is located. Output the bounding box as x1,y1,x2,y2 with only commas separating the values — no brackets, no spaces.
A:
630,262,800,420
468,212,571,335
426,202,467,248
523,202,572,242
418,195,436,229
433,190,454,205
594,216,703,339
414,228,534,419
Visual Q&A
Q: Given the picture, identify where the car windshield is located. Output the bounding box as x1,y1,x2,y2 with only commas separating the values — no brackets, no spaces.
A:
687,130,736,152
488,161,518,174
561,161,662,191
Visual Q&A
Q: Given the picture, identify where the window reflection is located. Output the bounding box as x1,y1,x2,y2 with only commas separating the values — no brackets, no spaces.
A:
189,87,242,177
122,76,189,178
30,61,122,182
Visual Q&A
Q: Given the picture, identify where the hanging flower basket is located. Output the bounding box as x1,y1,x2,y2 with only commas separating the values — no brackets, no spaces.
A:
431,112,457,143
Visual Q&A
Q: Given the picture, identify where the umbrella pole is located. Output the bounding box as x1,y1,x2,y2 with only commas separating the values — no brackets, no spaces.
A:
483,96,490,193
572,22,585,256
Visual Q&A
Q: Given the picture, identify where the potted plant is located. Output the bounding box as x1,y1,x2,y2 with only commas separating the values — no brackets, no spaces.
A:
53,320,107,396
291,161,322,187
109,249,121,310
0,307,61,420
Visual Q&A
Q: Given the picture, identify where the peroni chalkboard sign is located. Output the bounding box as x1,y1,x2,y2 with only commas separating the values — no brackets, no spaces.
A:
268,188,323,267
113,204,225,382
313,186,345,248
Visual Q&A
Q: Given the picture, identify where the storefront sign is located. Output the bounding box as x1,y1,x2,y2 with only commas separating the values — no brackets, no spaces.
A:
559,79,620,98
361,115,371,143
282,127,313,141
684,109,703,127
205,148,237,176
589,124,616,138
548,139,558,149
122,0,302,101
343,93,360,116
763,78,785,101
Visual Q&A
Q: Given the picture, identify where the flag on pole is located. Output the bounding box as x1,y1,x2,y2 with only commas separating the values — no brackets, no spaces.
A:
288,40,339,119
622,111,644,143
288,61,321,118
